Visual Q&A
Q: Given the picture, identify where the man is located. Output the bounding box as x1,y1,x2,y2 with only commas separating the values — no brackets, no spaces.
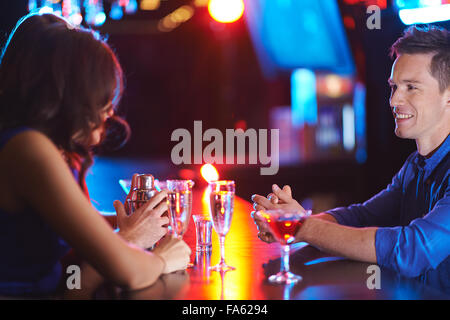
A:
252,25,449,288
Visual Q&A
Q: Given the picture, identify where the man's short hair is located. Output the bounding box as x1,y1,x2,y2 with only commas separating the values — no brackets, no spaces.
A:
390,25,450,92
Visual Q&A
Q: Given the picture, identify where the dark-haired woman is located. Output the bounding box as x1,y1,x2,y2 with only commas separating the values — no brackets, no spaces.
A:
0,13,190,297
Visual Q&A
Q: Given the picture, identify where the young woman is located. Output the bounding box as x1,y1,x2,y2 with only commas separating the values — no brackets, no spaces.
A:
0,12,190,297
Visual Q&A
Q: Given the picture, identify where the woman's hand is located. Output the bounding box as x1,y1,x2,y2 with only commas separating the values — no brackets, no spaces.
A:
152,235,191,274
114,190,169,249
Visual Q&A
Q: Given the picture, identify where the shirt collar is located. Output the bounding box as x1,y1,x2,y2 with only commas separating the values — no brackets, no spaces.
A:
414,134,450,179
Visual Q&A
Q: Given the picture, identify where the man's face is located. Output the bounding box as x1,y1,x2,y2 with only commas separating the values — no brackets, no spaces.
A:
388,53,449,142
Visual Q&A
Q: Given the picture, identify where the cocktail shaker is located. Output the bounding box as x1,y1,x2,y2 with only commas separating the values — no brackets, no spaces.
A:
125,174,158,215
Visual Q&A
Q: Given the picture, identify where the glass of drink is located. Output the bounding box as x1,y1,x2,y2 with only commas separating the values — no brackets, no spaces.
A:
208,180,235,272
257,209,311,284
166,180,193,239
192,214,213,252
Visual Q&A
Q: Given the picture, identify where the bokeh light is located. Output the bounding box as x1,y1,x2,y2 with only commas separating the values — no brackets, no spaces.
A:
208,0,245,23
200,164,219,183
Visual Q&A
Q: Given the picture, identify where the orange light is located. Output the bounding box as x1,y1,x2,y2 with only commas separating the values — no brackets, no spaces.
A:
194,0,209,7
208,0,244,23
285,222,292,227
200,164,219,183
140,0,160,11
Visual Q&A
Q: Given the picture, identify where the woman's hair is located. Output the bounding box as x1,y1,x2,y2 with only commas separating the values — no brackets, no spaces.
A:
390,25,450,92
0,13,130,188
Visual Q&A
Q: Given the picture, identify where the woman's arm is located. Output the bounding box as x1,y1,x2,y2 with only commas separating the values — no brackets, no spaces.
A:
2,130,164,290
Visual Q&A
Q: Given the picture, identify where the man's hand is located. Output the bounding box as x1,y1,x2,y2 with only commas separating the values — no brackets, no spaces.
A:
114,190,169,249
250,210,276,243
251,184,306,212
251,184,307,243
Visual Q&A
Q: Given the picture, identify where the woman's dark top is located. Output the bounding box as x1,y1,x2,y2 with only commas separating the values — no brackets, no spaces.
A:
0,127,71,296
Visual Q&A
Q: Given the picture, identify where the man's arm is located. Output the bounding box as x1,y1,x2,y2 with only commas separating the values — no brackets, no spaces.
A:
252,185,381,263
375,187,450,277
297,216,378,263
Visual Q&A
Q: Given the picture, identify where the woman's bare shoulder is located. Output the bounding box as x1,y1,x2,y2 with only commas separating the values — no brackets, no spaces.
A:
3,128,55,149
0,129,70,191
0,129,67,211
1,129,62,163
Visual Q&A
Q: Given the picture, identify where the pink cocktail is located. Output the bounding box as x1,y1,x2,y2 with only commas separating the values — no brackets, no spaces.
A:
257,209,311,284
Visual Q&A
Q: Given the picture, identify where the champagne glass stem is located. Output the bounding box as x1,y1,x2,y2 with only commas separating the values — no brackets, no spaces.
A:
219,235,226,265
280,245,290,274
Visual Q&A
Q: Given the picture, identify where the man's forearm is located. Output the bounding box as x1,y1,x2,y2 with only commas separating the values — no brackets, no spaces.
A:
298,215,378,264
310,212,338,223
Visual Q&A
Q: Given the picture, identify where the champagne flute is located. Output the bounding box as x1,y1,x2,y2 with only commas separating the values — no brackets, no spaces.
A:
166,179,194,268
208,180,235,272
166,180,193,239
257,209,311,284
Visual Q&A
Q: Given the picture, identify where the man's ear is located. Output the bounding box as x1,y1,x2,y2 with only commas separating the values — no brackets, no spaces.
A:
444,87,450,108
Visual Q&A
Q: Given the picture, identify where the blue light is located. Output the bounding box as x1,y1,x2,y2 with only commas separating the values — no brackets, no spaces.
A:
244,0,355,75
110,2,124,20
356,149,367,164
304,257,345,266
39,6,54,14
291,69,317,127
394,0,443,10
353,82,367,164
28,0,37,11
342,104,355,151
95,12,106,26
395,0,407,9
419,0,442,7
125,0,138,14
398,4,450,24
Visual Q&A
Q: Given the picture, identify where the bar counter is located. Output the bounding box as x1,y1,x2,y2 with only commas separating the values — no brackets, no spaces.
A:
97,189,448,300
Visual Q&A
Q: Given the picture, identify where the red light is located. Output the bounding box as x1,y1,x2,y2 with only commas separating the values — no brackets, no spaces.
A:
178,168,196,180
343,16,356,29
234,120,247,131
343,0,387,10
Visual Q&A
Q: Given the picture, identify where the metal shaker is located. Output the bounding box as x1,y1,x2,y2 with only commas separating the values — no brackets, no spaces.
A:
125,174,158,215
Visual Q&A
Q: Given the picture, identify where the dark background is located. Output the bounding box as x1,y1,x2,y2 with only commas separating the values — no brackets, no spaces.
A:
1,1,448,210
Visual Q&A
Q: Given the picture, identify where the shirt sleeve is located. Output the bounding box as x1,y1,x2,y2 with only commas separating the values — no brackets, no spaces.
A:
375,185,450,278
326,158,412,228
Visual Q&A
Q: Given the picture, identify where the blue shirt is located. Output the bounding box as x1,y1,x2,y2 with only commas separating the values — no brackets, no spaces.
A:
328,135,449,289
0,127,71,296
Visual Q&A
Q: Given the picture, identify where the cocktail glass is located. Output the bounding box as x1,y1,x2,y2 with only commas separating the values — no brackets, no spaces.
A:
257,209,311,284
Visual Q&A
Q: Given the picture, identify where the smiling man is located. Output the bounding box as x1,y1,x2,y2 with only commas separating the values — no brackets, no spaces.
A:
251,25,449,289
